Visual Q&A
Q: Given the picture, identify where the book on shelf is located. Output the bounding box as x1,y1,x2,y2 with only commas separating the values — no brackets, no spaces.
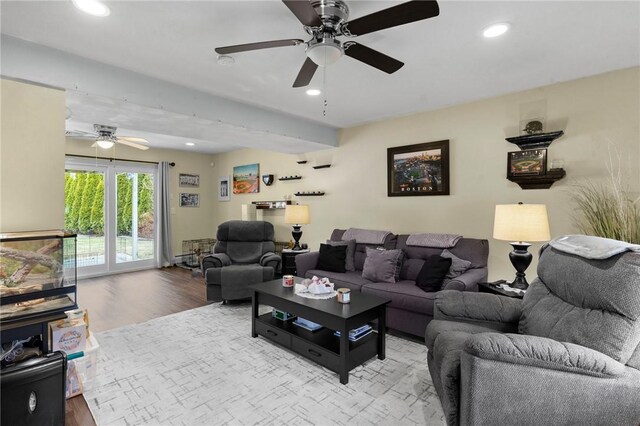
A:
334,324,373,341
293,318,323,331
272,309,296,321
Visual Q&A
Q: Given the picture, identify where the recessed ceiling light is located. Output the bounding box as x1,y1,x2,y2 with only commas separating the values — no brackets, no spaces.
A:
306,89,322,96
217,55,235,66
483,23,510,38
72,0,110,17
185,142,195,146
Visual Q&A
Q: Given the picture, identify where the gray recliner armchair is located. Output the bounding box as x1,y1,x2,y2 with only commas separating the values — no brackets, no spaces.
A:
202,221,281,303
425,237,640,425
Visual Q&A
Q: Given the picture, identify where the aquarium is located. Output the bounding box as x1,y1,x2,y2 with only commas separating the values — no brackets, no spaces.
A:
0,230,77,324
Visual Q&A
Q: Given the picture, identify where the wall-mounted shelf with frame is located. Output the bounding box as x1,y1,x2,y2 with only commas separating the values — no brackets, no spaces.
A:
505,131,564,150
278,176,302,181
294,192,325,196
251,200,293,209
507,169,566,190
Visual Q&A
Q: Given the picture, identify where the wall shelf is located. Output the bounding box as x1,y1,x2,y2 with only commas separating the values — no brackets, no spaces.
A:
507,169,566,189
312,164,331,169
294,192,325,196
296,161,308,164
505,131,564,150
251,200,293,209
278,176,302,181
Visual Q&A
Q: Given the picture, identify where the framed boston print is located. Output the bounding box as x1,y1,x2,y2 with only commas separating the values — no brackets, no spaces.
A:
387,140,450,196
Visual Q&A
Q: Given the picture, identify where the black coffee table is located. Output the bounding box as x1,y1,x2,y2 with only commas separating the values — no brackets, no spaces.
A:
249,278,391,384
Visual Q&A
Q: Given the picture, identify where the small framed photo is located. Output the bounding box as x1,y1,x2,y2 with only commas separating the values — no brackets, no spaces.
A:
507,149,547,177
218,176,230,202
179,193,199,207
179,173,200,188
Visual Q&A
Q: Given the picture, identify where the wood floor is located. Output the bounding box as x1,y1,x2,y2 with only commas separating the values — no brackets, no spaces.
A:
66,267,210,426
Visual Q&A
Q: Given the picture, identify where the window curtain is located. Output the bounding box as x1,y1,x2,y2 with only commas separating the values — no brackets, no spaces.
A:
158,161,173,267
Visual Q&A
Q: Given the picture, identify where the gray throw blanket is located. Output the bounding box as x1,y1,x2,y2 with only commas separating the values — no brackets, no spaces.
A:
406,233,462,248
549,235,640,259
342,228,392,245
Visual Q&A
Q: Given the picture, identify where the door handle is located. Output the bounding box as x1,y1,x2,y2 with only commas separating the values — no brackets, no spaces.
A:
308,349,321,357
266,329,278,337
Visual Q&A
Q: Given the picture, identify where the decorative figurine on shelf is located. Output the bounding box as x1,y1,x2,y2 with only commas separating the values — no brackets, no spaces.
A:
522,120,544,135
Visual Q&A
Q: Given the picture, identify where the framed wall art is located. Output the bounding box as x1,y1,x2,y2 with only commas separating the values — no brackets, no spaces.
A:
387,140,450,196
507,149,547,177
179,193,199,207
218,176,230,201
233,163,260,194
179,173,200,188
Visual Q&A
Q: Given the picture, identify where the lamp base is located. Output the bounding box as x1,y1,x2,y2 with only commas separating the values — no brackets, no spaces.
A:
291,225,302,251
508,242,533,290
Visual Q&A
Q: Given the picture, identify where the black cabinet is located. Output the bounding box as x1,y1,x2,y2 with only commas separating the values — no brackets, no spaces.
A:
281,250,309,276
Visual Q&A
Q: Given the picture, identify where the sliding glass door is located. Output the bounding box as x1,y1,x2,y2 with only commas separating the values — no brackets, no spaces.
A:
65,158,157,277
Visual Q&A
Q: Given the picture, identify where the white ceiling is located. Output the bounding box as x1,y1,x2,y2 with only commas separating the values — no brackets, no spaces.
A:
1,1,639,152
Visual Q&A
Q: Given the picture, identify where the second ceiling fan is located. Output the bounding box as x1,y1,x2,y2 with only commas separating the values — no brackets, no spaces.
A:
215,0,440,88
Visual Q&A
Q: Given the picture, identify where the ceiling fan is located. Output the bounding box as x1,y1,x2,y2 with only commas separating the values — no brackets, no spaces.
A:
215,0,440,88
66,124,150,150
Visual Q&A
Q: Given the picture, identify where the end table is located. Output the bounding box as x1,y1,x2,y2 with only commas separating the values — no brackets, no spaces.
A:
478,281,525,299
281,249,309,275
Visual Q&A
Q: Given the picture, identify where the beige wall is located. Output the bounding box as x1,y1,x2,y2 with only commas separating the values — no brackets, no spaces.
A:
65,139,217,256
0,78,66,232
212,67,640,280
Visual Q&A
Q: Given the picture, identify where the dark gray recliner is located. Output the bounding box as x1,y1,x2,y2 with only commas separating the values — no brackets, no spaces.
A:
202,221,281,303
425,238,640,425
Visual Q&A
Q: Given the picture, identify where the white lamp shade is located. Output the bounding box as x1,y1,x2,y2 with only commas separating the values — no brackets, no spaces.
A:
493,204,550,242
96,140,115,149
285,205,310,225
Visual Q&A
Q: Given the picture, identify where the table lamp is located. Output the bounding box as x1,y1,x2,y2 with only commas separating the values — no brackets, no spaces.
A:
285,204,310,250
493,203,550,289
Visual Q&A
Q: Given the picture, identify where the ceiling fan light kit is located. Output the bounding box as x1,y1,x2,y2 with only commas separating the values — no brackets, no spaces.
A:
215,0,440,88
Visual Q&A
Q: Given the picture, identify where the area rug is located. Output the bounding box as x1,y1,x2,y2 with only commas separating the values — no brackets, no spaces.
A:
85,303,445,425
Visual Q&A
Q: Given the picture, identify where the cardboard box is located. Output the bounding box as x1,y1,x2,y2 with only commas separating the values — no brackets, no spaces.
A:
49,319,86,355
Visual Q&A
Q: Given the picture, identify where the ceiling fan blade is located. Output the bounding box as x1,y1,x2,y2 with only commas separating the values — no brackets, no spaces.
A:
343,0,440,36
118,136,149,144
215,39,303,55
282,0,322,27
344,43,404,74
116,140,149,150
66,130,98,139
292,57,318,88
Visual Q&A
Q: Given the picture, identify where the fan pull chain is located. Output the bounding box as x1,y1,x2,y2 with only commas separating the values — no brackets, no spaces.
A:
322,61,328,117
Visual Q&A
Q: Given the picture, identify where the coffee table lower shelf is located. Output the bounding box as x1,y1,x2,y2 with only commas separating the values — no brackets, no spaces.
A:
255,314,378,375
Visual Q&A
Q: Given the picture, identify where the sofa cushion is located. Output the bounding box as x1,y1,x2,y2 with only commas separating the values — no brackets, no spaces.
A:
317,243,347,273
416,255,452,292
425,319,499,352
304,270,372,292
362,247,404,283
325,239,356,271
362,281,437,316
330,229,398,271
441,249,472,279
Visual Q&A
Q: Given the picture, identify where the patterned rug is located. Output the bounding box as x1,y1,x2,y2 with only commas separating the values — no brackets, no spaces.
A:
85,303,445,425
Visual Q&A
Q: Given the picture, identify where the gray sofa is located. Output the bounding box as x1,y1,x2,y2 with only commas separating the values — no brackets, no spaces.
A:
425,240,640,425
202,221,281,302
295,229,489,337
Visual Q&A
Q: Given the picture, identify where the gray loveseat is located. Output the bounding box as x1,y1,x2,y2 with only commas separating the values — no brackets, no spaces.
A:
295,229,488,337
425,239,640,425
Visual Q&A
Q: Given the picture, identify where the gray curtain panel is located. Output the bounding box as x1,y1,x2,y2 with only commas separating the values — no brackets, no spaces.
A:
158,161,173,267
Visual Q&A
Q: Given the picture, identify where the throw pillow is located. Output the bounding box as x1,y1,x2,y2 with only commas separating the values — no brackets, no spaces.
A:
441,249,472,279
317,243,347,273
362,247,404,283
415,256,452,292
325,239,356,271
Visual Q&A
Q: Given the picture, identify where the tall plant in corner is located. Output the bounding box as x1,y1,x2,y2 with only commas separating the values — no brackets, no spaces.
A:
570,144,640,244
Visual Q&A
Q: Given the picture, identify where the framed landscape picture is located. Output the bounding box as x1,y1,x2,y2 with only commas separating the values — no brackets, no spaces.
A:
387,140,450,196
218,176,230,201
179,193,199,207
179,173,200,188
233,163,260,194
507,149,547,177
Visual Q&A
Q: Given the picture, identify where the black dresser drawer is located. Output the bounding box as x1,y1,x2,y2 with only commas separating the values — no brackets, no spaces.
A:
292,338,340,373
256,321,291,348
